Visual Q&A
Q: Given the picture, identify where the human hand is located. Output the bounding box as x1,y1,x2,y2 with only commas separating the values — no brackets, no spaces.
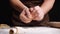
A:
30,6,44,21
19,8,33,23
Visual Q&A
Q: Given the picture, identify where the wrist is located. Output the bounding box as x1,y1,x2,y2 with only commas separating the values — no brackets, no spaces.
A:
39,5,48,15
22,6,28,10
19,6,28,11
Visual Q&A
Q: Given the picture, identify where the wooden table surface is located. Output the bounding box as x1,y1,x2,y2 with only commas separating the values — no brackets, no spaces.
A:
0,22,60,28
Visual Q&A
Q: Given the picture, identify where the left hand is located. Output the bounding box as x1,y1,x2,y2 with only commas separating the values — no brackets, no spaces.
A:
30,6,44,21
19,8,33,23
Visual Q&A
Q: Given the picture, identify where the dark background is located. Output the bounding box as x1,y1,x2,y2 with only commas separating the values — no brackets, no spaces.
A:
49,0,60,21
0,0,60,24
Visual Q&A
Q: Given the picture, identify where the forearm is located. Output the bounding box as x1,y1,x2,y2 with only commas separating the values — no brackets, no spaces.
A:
10,0,27,12
40,0,55,15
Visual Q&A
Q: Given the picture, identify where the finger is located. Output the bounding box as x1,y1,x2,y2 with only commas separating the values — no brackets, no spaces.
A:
20,9,28,20
21,9,26,15
20,13,32,23
32,7,37,13
34,6,40,10
20,8,33,23
33,11,44,21
20,10,31,20
20,14,28,20
26,9,31,15
32,9,37,16
25,9,32,18
29,8,34,12
32,10,39,20
20,13,30,23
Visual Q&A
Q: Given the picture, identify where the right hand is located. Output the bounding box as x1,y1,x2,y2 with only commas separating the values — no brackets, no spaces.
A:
19,8,33,24
30,6,44,21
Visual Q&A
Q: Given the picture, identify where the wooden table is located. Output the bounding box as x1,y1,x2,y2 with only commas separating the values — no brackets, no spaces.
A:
0,22,60,28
